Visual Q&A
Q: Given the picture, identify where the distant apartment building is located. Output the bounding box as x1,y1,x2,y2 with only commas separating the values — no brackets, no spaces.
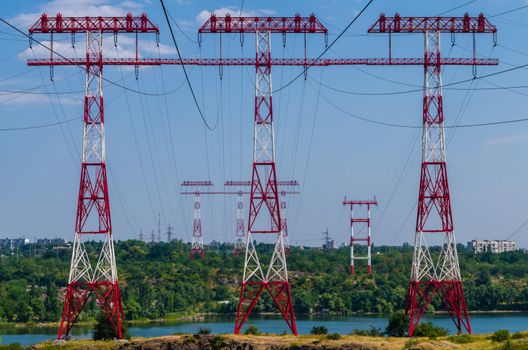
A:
467,240,516,254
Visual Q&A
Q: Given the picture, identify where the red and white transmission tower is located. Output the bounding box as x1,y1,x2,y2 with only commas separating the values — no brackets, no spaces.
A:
368,13,497,336
28,13,159,340
343,197,377,275
199,15,327,335
181,181,213,259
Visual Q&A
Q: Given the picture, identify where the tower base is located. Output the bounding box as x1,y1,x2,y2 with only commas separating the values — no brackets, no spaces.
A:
406,280,471,336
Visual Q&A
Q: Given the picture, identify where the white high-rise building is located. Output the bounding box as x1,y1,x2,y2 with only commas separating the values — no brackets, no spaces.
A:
467,240,516,254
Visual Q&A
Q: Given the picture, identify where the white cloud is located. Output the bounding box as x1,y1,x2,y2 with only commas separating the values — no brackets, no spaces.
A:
12,0,144,28
19,31,173,61
0,93,80,106
486,133,528,146
196,7,277,25
175,0,192,5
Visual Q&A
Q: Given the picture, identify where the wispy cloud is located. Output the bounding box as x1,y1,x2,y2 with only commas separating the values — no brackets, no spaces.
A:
486,133,528,146
12,0,144,28
19,32,175,61
0,93,80,106
196,7,277,25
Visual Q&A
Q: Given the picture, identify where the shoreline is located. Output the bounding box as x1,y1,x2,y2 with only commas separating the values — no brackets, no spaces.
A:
0,310,526,330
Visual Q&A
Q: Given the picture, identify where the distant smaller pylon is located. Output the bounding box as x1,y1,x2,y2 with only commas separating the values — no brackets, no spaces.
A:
343,197,378,275
181,181,213,259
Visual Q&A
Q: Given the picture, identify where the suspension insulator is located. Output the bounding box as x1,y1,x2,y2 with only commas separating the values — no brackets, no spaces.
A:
29,33,33,49
71,33,76,48
240,32,244,47
114,32,118,47
282,33,286,47
135,65,139,80
49,66,54,81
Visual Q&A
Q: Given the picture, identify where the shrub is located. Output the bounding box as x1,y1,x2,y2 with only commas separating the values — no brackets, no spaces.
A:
92,311,130,340
447,334,474,344
352,326,384,336
244,325,260,335
385,312,409,337
502,340,514,350
196,327,211,335
412,322,448,338
326,333,341,340
491,330,511,342
310,326,328,335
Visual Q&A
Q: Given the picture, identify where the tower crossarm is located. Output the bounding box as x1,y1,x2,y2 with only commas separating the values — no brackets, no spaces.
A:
198,14,328,34
368,13,496,33
29,13,159,33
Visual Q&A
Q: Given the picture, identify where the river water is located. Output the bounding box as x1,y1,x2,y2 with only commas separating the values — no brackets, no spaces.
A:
1,313,527,345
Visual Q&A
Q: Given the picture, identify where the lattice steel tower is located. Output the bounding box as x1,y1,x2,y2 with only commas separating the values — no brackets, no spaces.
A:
368,13,497,336
28,13,159,339
199,14,327,335
343,197,377,275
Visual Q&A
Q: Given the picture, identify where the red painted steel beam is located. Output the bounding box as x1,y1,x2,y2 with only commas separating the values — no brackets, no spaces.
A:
343,198,378,206
181,181,213,187
27,57,499,67
198,14,327,34
225,180,299,186
29,13,159,33
368,13,496,33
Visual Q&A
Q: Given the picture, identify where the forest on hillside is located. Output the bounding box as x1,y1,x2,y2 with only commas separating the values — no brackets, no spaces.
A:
0,241,526,323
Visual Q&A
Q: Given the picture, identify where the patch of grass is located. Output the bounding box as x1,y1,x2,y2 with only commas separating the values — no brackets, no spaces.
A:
326,333,341,340
512,332,528,340
491,330,511,342
403,338,420,349
447,334,474,344
211,335,225,350
0,344,23,350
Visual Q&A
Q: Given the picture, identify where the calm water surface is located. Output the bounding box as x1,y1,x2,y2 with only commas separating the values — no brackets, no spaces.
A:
1,313,527,345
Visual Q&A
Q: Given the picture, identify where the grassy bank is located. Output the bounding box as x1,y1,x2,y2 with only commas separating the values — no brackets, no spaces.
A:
21,332,528,350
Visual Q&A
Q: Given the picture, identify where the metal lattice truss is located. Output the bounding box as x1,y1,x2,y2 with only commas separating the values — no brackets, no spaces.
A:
190,192,205,259
407,27,471,337
235,29,297,335
280,191,290,253
254,32,274,164
234,189,246,255
343,199,377,275
27,12,164,341
58,29,123,340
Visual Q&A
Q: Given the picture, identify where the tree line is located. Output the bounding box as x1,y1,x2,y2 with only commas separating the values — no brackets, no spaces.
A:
0,240,526,323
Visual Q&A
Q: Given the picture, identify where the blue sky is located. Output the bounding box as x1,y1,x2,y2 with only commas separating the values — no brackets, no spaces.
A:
1,0,528,248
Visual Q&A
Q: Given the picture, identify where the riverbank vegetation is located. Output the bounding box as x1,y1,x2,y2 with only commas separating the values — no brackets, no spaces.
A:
0,241,527,324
